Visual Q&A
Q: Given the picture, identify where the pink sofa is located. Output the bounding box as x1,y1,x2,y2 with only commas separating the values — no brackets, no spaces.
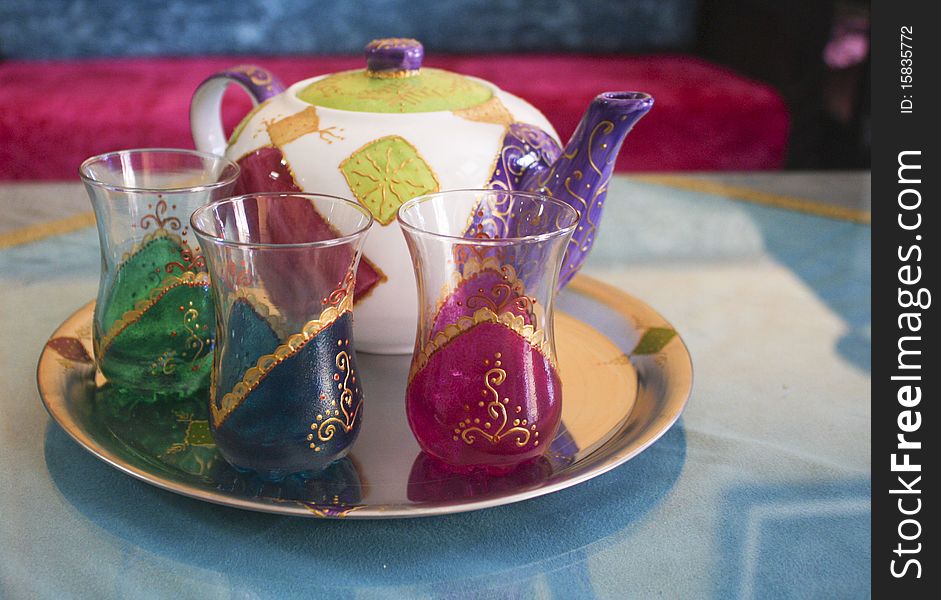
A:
0,54,789,180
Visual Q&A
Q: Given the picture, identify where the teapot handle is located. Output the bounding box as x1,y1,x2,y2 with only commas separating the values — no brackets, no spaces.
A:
190,65,285,156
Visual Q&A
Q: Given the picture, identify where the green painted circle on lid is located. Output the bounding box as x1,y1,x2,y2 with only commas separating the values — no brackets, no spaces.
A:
296,68,493,113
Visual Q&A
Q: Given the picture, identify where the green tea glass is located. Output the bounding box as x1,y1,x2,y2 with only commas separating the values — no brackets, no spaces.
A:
81,149,239,396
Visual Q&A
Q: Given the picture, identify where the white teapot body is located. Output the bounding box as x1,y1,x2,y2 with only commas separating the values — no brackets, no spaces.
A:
191,50,557,353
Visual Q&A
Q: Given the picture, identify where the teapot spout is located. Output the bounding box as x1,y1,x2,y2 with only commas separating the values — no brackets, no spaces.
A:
525,92,653,288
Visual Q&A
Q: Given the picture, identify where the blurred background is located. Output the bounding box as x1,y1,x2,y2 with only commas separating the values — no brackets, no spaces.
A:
0,0,870,179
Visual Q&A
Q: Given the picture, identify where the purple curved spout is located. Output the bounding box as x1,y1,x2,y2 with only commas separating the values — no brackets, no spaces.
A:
522,92,654,288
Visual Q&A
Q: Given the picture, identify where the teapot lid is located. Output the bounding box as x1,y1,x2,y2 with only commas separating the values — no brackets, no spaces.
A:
296,39,493,113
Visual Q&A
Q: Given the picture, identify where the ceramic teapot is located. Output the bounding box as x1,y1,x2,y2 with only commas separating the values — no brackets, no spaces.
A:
191,38,652,354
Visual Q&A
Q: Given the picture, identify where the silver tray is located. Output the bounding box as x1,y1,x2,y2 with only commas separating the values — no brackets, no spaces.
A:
37,275,692,518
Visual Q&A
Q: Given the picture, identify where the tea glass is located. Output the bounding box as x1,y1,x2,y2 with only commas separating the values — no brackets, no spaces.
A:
81,149,239,395
398,190,578,472
191,192,373,479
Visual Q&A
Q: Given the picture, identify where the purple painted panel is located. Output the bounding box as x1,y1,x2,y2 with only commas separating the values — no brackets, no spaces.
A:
462,123,562,241
208,64,285,103
462,93,651,290
527,92,653,287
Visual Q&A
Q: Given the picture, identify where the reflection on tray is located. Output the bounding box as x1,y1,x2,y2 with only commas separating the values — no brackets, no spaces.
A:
39,281,690,518
93,386,362,511
406,423,580,503
408,452,552,503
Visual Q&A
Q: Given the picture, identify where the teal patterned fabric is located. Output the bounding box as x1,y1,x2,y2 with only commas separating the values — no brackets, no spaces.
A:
0,0,698,59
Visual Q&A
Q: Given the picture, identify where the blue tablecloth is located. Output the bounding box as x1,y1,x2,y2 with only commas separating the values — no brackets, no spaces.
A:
0,175,871,598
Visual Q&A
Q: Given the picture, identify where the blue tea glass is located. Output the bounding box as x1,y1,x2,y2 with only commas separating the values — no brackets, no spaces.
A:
191,193,373,479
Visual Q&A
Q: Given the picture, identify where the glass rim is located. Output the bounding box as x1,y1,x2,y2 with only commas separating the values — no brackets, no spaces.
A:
397,189,579,245
78,148,240,194
190,192,375,250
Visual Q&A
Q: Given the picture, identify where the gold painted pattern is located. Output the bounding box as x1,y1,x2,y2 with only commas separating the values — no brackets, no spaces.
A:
366,37,420,50
96,271,210,358
454,364,537,447
459,255,510,279
449,255,523,290
181,303,207,359
463,282,532,314
476,125,563,236
534,120,616,273
437,256,538,325
299,503,365,518
269,496,366,518
298,67,491,113
409,307,553,382
150,349,182,375
339,135,440,225
367,69,421,79
453,96,514,125
164,411,215,456
265,106,343,147
211,292,353,427
138,198,182,232
308,346,361,452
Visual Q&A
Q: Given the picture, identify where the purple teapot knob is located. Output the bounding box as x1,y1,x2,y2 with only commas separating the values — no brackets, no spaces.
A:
365,38,424,77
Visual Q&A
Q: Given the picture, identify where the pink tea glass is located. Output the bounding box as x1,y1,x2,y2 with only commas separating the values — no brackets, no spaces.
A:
398,190,578,473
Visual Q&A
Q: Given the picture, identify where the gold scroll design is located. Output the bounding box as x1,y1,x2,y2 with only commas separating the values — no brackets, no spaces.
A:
210,292,353,427
488,122,563,191
308,348,361,453
453,96,514,126
536,120,615,266
121,225,204,286
181,302,207,361
458,193,510,243
322,270,355,308
437,256,537,325
452,229,506,271
456,367,537,448
138,198,182,233
148,296,207,376
265,106,344,147
230,64,281,97
409,307,553,383
454,191,531,268
96,271,210,359
466,123,562,240
451,233,540,305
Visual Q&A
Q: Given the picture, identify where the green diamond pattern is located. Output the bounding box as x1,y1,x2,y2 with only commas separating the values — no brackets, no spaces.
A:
339,135,439,225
